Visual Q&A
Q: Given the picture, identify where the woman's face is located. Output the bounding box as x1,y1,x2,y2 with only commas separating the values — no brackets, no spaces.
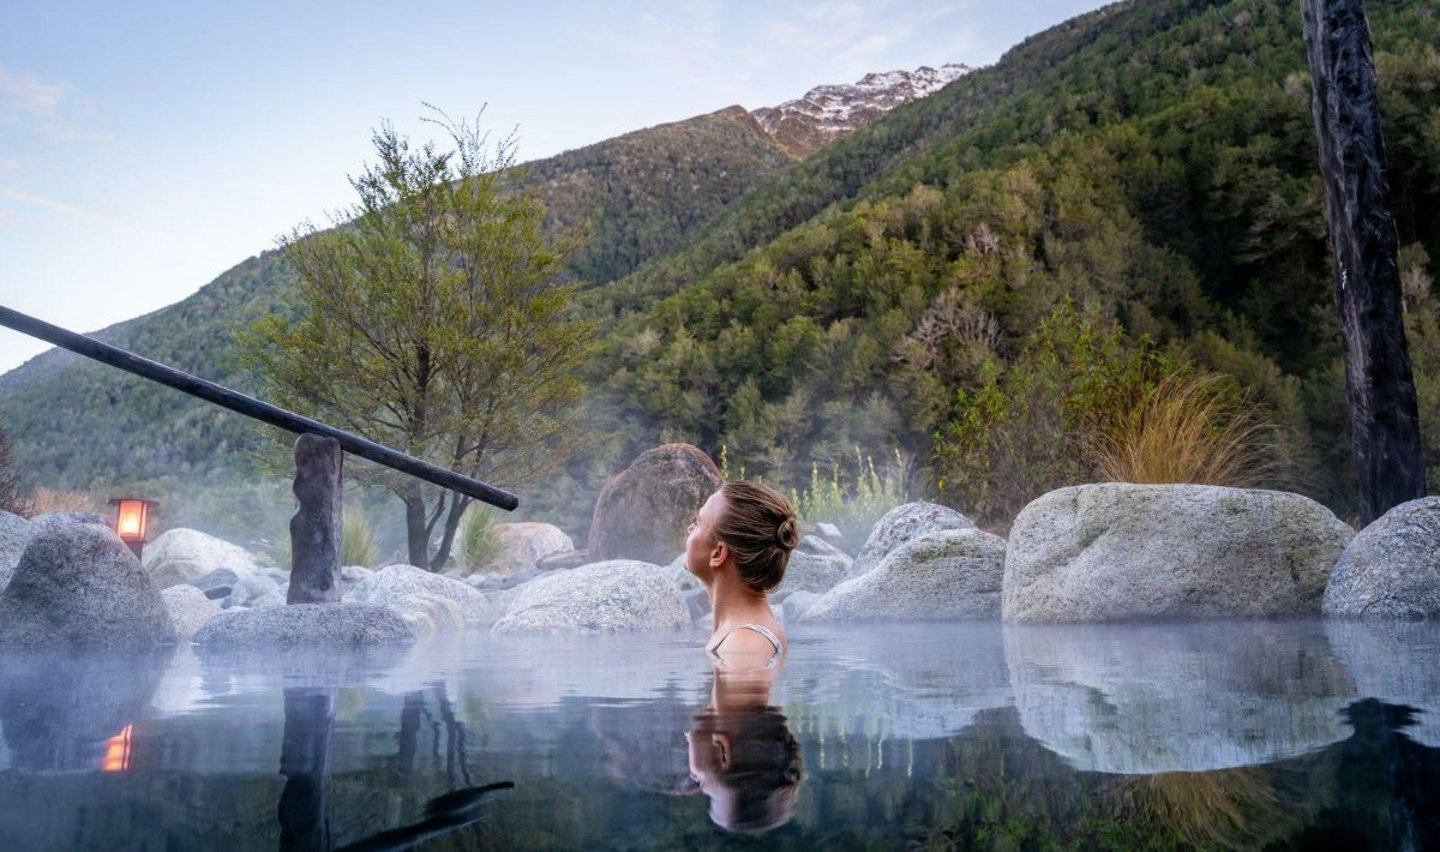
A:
685,490,726,581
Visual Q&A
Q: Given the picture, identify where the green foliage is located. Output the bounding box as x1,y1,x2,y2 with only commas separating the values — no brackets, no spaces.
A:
239,109,597,570
934,304,1171,526
790,448,910,548
455,504,502,573
0,427,33,517
341,511,379,568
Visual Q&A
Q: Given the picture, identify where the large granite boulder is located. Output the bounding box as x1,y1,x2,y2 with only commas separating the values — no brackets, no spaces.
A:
161,584,223,640
778,535,853,594
587,444,723,564
803,528,1006,622
0,519,175,647
1324,497,1440,619
142,528,265,590
849,501,976,578
193,603,415,647
0,510,34,589
347,563,503,628
1003,484,1354,622
492,560,690,634
390,592,468,635
493,522,576,573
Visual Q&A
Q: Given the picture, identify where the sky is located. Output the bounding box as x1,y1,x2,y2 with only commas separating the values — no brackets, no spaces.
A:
0,0,1113,376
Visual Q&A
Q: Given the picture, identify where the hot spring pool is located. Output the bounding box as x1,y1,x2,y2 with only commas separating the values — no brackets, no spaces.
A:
1,619,1437,849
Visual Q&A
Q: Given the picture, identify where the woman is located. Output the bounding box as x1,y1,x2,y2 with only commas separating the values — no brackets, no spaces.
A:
684,480,800,667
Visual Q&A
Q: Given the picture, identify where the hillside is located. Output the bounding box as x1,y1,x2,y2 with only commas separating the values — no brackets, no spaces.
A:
4,0,1438,543
586,0,1440,526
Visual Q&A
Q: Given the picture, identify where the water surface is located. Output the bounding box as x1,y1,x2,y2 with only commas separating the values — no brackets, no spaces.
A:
2,619,1438,849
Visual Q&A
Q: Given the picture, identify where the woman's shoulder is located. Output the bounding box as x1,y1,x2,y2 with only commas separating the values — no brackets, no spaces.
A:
710,622,786,660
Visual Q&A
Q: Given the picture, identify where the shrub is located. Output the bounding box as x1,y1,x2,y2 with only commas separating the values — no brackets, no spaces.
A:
456,505,503,573
791,448,910,548
341,512,379,568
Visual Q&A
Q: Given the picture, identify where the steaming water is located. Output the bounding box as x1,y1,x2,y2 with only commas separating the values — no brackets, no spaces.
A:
1,619,1438,849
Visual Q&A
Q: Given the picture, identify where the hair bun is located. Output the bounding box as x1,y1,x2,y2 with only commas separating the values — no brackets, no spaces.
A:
775,517,800,550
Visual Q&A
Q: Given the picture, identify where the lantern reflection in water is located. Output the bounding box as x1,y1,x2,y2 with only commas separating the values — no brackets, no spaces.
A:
102,724,133,772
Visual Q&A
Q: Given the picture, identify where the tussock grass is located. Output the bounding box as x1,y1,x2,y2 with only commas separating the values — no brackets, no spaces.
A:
1104,768,1301,850
341,512,379,568
1088,372,1286,487
456,505,503,573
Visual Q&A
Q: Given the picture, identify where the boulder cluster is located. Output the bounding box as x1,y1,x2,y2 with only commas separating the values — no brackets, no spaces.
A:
0,445,1435,649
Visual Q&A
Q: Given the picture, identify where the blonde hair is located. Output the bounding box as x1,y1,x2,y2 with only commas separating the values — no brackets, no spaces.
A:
714,481,800,594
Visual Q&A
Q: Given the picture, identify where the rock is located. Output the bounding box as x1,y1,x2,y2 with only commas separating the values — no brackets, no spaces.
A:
782,591,822,623
226,571,286,609
142,528,264,590
339,565,373,591
587,444,723,564
683,587,709,625
815,522,844,543
1324,496,1440,619
287,433,343,604
1003,484,1354,623
193,603,415,647
493,522,576,573
536,549,590,572
161,585,222,640
779,535,853,594
348,564,503,628
0,519,175,648
850,501,975,578
0,510,34,589
193,567,240,600
803,528,1006,622
390,592,467,635
660,553,702,592
493,560,690,634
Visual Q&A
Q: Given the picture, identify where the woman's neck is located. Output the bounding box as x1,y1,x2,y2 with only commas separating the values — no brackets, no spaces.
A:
708,572,773,632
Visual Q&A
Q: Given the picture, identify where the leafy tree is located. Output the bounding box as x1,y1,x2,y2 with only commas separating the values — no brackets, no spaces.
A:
241,110,596,570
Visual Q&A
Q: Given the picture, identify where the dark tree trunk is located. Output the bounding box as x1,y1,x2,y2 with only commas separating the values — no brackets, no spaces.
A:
289,434,342,604
1301,0,1427,525
404,482,430,569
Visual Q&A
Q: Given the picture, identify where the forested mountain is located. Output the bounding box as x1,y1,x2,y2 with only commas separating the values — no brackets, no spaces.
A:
2,0,1438,545
584,0,1440,527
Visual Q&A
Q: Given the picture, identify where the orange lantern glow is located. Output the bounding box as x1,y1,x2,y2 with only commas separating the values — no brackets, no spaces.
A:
110,498,157,557
102,724,133,772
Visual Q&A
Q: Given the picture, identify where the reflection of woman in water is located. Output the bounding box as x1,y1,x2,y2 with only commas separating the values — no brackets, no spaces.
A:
685,480,800,667
687,663,804,832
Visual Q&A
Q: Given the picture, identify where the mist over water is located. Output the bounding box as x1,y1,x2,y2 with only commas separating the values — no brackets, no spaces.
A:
0,620,1437,849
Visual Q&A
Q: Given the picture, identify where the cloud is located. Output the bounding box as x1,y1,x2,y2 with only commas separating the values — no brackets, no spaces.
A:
0,66,67,114
0,65,111,143
0,184,115,226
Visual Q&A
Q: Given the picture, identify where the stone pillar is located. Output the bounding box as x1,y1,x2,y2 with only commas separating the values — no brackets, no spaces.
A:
289,433,342,604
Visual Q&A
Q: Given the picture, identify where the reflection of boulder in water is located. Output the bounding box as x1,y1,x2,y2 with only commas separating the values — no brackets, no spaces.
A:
1005,621,1356,773
783,623,1012,744
1325,620,1440,747
0,647,171,772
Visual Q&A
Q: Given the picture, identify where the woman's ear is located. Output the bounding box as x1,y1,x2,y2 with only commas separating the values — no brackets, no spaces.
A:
713,733,732,770
710,540,728,569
